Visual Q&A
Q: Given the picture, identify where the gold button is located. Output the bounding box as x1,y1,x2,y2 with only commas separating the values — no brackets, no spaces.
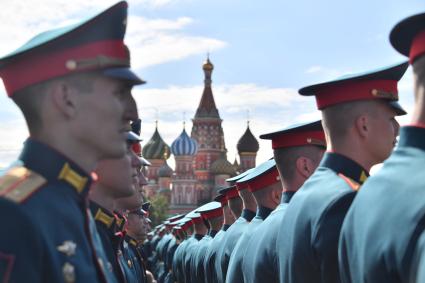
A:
65,60,77,70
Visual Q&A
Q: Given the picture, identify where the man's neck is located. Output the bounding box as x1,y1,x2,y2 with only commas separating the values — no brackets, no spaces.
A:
34,131,98,173
89,184,116,212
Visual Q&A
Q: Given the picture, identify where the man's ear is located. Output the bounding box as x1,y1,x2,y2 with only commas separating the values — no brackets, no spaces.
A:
49,80,78,119
355,114,369,139
296,156,315,179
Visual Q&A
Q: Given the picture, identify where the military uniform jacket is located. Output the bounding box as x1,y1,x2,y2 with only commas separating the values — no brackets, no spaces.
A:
339,126,425,283
124,236,148,283
203,225,230,283
242,192,295,283
183,233,204,283
172,237,192,283
214,209,256,283
191,230,218,283
90,202,127,282
226,206,273,283
0,139,117,283
277,152,366,283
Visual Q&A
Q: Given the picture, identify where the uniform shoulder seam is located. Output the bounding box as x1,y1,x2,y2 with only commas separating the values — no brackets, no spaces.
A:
0,166,46,203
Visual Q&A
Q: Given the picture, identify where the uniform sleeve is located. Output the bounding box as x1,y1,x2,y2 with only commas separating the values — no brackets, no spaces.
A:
0,198,45,283
312,192,356,283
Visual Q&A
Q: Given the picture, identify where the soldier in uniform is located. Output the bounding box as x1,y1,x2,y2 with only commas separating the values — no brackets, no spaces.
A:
172,217,194,283
203,191,237,283
181,210,208,283
339,12,425,283
276,62,408,283
226,159,283,283
89,130,143,282
242,120,326,283
190,201,224,283
214,170,257,283
0,2,144,282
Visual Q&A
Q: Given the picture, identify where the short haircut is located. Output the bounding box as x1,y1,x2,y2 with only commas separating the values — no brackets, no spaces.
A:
228,197,243,218
274,145,324,183
11,71,100,134
321,100,381,141
252,181,281,203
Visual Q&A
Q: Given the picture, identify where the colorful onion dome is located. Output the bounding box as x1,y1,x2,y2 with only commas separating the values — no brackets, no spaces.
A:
237,125,259,153
158,160,173,178
171,128,198,156
210,152,237,176
142,126,171,160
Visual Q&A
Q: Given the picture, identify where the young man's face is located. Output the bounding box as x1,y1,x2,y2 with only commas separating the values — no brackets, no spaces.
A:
127,211,147,240
95,145,137,198
367,101,400,163
75,75,137,160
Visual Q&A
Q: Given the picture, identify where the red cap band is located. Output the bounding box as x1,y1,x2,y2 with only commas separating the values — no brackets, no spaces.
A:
191,217,203,224
315,80,398,109
1,40,128,96
132,143,142,156
201,208,223,219
271,130,326,149
181,221,193,231
247,167,281,192
236,182,250,191
226,187,240,200
410,30,425,64
219,197,228,206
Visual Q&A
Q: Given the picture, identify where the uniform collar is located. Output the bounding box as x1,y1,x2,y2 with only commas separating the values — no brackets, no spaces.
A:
222,224,231,231
125,235,139,248
320,152,369,185
194,234,204,241
208,230,218,238
256,206,274,220
398,126,425,151
281,191,296,204
20,138,93,197
241,208,256,221
113,211,127,231
89,201,124,235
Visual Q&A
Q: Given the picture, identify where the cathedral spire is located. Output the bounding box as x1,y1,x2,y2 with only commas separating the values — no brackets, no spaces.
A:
194,55,220,119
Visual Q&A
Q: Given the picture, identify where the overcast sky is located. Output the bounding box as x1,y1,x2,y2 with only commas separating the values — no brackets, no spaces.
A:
0,0,423,169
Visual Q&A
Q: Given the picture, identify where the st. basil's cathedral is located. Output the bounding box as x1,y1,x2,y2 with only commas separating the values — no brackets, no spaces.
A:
141,57,260,214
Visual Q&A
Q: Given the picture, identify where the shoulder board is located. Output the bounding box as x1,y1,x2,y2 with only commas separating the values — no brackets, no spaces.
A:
338,173,360,191
0,166,46,203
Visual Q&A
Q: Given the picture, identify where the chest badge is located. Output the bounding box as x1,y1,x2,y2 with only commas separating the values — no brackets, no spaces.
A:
63,262,76,283
57,241,77,257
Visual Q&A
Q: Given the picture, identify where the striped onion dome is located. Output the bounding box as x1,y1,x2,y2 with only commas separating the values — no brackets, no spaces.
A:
171,128,198,156
142,127,171,160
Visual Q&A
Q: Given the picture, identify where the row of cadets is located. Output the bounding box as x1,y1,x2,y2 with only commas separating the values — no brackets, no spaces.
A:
153,214,184,281
203,188,239,283
214,169,257,282
189,201,224,282
226,158,283,283
172,217,194,283
276,56,408,282
159,215,185,282
181,209,208,282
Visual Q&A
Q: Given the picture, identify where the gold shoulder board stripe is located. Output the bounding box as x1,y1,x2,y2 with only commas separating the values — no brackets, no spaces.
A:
338,173,360,191
0,166,46,203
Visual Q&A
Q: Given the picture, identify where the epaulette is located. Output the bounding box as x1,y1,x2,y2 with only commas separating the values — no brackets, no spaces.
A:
0,166,46,203
338,173,361,191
